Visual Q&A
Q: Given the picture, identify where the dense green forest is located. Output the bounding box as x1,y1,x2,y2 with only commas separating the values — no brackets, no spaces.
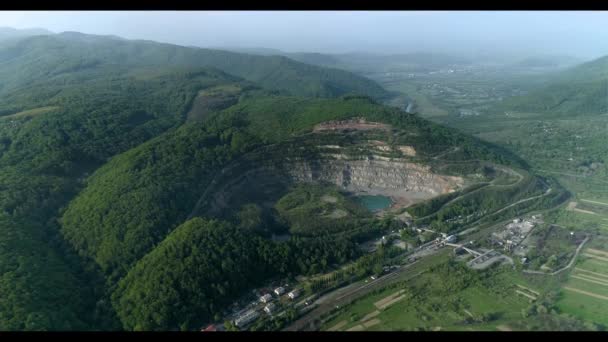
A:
112,217,361,330
0,32,388,100
0,66,243,330
0,30,564,331
60,92,526,285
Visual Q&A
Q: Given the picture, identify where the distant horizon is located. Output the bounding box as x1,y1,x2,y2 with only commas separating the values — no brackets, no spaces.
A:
0,25,598,65
0,11,607,61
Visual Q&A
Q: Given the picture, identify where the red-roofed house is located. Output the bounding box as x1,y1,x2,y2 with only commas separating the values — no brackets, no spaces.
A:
202,324,217,332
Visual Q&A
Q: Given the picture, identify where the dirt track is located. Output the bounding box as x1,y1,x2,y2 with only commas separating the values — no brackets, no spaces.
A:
563,287,608,300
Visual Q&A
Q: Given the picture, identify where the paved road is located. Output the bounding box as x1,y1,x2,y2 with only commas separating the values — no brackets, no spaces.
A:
523,236,589,276
414,166,525,222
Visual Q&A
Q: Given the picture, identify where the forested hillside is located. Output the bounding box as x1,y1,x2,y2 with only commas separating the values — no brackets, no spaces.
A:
111,217,359,331
0,27,51,43
55,90,531,330
0,65,243,330
0,30,537,332
0,32,388,100
501,55,608,115
0,32,383,329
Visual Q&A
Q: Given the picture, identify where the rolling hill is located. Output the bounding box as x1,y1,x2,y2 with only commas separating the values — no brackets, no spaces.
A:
57,89,546,330
500,55,608,115
0,32,389,100
0,29,560,332
0,27,52,43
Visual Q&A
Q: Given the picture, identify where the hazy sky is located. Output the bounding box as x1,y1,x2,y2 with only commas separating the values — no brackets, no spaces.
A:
1,11,607,59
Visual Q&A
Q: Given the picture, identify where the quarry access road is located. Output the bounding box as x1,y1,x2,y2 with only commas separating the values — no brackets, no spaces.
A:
463,186,554,229
486,187,552,217
431,146,460,160
414,166,525,223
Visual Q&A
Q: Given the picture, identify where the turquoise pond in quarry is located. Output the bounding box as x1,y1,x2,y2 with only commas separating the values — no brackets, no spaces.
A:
354,195,393,212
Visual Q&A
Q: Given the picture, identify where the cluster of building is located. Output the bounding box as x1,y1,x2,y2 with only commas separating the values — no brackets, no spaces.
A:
458,108,481,117
233,309,260,328
490,216,539,253
231,286,302,329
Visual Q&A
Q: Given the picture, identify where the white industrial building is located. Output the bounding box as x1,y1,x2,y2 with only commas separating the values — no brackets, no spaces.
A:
288,289,301,300
264,303,276,315
259,293,273,303
234,310,259,328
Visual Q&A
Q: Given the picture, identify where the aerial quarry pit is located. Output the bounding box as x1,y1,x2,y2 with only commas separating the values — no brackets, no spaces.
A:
194,119,467,218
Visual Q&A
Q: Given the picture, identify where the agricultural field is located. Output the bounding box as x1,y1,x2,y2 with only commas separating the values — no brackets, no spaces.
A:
546,198,608,233
374,69,539,124
556,240,608,326
321,259,538,331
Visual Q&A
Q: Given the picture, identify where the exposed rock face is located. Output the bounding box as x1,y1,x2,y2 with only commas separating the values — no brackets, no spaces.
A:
313,118,390,132
191,126,465,216
284,156,463,198
192,143,464,217
398,146,416,157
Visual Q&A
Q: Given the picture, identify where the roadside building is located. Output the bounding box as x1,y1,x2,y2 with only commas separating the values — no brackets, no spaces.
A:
234,310,259,328
274,287,285,296
288,289,301,300
264,303,276,315
259,293,272,303
201,324,217,332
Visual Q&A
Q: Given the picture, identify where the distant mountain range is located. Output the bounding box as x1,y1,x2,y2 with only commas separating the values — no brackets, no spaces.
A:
0,27,53,42
0,30,389,100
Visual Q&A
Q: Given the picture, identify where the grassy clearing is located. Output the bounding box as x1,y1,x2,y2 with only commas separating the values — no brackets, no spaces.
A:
186,84,242,122
274,184,371,235
2,106,60,119
382,81,449,118
557,290,608,325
